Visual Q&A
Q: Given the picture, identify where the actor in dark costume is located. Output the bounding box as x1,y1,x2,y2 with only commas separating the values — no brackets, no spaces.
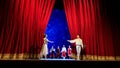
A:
56,46,60,58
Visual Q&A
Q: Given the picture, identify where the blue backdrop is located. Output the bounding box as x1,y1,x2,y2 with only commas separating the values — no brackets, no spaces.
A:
45,9,71,58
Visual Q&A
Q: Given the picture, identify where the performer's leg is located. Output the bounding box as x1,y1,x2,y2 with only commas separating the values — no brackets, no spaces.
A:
68,55,69,59
79,47,81,60
45,55,47,59
76,46,80,60
76,46,79,60
43,51,47,59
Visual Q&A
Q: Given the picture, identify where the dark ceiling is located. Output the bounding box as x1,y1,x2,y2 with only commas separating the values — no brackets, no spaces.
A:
54,0,64,9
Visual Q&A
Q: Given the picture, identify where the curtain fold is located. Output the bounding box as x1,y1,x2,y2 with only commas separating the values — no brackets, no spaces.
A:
0,0,55,59
63,0,117,60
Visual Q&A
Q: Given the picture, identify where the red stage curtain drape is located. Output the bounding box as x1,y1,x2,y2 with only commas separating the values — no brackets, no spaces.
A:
63,0,118,60
0,0,55,59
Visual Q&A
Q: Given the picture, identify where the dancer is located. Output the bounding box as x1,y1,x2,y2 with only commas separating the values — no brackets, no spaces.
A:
56,46,60,58
67,35,84,60
50,46,55,58
61,45,67,59
68,45,72,59
40,34,54,59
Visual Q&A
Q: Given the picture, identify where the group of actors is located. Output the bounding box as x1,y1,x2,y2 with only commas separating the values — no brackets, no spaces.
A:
40,34,84,60
49,45,72,59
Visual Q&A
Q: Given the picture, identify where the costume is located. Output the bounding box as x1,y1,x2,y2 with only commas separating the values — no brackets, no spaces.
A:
68,38,83,60
68,46,72,58
56,47,60,58
61,45,67,59
40,38,51,58
50,46,55,58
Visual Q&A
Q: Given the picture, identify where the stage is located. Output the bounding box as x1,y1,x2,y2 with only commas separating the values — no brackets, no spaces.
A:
40,58,75,61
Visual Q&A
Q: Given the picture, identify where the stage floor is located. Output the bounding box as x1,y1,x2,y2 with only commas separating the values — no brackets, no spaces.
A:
40,58,75,61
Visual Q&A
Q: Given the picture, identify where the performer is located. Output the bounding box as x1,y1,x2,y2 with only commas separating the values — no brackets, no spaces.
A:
61,45,67,59
56,46,60,58
68,45,72,59
67,35,84,60
40,34,54,59
50,46,55,58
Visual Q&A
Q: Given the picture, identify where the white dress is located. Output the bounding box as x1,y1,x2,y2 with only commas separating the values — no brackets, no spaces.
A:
42,38,48,56
39,38,49,58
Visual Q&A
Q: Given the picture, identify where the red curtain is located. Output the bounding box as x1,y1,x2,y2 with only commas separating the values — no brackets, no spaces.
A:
0,0,55,59
63,0,118,60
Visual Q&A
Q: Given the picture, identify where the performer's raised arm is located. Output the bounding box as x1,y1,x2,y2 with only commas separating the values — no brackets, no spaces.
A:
46,38,54,43
67,39,76,43
45,34,54,43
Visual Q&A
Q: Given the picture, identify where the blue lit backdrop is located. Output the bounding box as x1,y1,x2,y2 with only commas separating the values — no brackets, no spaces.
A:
45,9,71,57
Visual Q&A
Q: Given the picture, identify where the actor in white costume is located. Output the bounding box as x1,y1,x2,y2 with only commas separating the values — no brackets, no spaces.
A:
50,46,55,58
61,45,67,59
67,35,84,60
40,34,53,59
